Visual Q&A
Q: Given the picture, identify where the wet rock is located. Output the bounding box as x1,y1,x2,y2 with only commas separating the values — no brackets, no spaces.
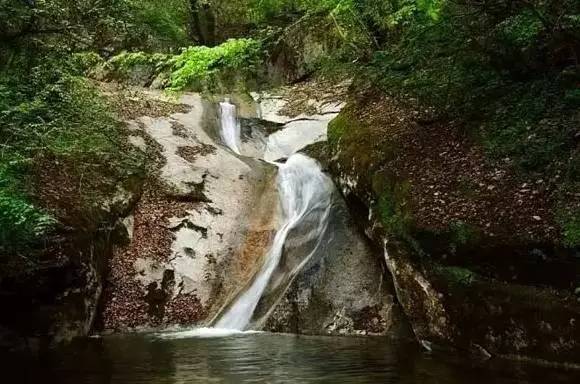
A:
384,240,580,365
262,189,410,337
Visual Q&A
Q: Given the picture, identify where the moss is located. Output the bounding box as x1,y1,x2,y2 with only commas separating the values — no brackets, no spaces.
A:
328,107,399,181
559,210,580,248
327,113,349,146
376,180,414,242
436,265,477,286
447,220,480,248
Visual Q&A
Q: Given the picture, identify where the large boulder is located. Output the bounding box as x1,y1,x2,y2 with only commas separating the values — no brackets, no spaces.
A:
267,13,370,84
262,190,409,337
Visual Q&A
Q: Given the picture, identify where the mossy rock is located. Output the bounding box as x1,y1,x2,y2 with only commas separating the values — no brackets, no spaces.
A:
386,240,580,365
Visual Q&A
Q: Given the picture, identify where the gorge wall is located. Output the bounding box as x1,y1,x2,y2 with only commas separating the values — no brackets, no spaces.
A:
324,89,580,366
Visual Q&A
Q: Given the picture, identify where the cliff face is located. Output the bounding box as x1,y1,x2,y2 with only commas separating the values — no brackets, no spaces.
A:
0,159,142,351
100,91,281,332
325,89,580,366
0,87,179,350
0,233,111,350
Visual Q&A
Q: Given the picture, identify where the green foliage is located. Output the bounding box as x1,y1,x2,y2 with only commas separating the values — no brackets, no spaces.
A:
2,68,120,158
72,52,106,74
0,0,190,54
482,79,576,173
0,184,56,249
98,38,263,91
558,210,580,248
249,0,299,23
132,0,190,47
167,38,263,92
1,57,142,252
495,11,544,48
437,265,476,286
109,52,170,70
107,51,172,78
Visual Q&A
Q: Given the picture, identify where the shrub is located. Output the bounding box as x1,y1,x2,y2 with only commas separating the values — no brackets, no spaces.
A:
167,38,263,92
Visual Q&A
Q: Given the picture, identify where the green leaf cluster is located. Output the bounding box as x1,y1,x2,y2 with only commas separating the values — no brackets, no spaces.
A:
167,38,263,91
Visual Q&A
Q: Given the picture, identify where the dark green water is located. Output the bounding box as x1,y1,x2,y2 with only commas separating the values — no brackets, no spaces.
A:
5,333,580,384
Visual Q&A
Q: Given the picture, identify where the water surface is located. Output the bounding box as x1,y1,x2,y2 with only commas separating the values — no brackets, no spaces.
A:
6,333,579,384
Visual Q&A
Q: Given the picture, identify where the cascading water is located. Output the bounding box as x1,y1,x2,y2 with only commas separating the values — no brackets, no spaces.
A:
162,99,335,338
215,154,333,330
219,98,241,154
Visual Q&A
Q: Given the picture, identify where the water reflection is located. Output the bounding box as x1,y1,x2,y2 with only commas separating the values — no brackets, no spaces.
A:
5,333,580,384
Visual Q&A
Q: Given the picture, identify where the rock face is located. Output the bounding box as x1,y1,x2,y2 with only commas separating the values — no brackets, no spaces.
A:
0,237,104,350
326,90,580,365
0,189,140,351
267,14,355,84
385,242,580,363
101,93,280,331
262,192,408,337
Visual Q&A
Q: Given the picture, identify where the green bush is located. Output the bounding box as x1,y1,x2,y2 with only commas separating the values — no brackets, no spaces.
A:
109,51,171,72
0,191,55,249
71,52,106,75
495,11,544,48
167,38,263,92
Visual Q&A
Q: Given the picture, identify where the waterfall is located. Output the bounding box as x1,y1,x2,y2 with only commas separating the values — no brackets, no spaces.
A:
160,99,336,338
219,98,241,154
215,154,333,330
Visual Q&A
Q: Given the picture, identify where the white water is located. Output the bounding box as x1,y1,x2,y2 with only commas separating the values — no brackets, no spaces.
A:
219,98,241,154
216,154,333,330
158,327,261,339
160,99,334,337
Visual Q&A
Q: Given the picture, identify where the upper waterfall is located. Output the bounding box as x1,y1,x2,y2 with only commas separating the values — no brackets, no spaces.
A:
219,98,241,154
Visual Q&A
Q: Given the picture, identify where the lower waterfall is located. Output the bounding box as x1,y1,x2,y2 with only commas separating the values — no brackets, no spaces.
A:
215,154,333,330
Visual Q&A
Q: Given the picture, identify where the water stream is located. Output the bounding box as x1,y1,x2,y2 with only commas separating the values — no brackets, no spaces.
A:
219,98,241,154
215,99,333,331
216,154,333,330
